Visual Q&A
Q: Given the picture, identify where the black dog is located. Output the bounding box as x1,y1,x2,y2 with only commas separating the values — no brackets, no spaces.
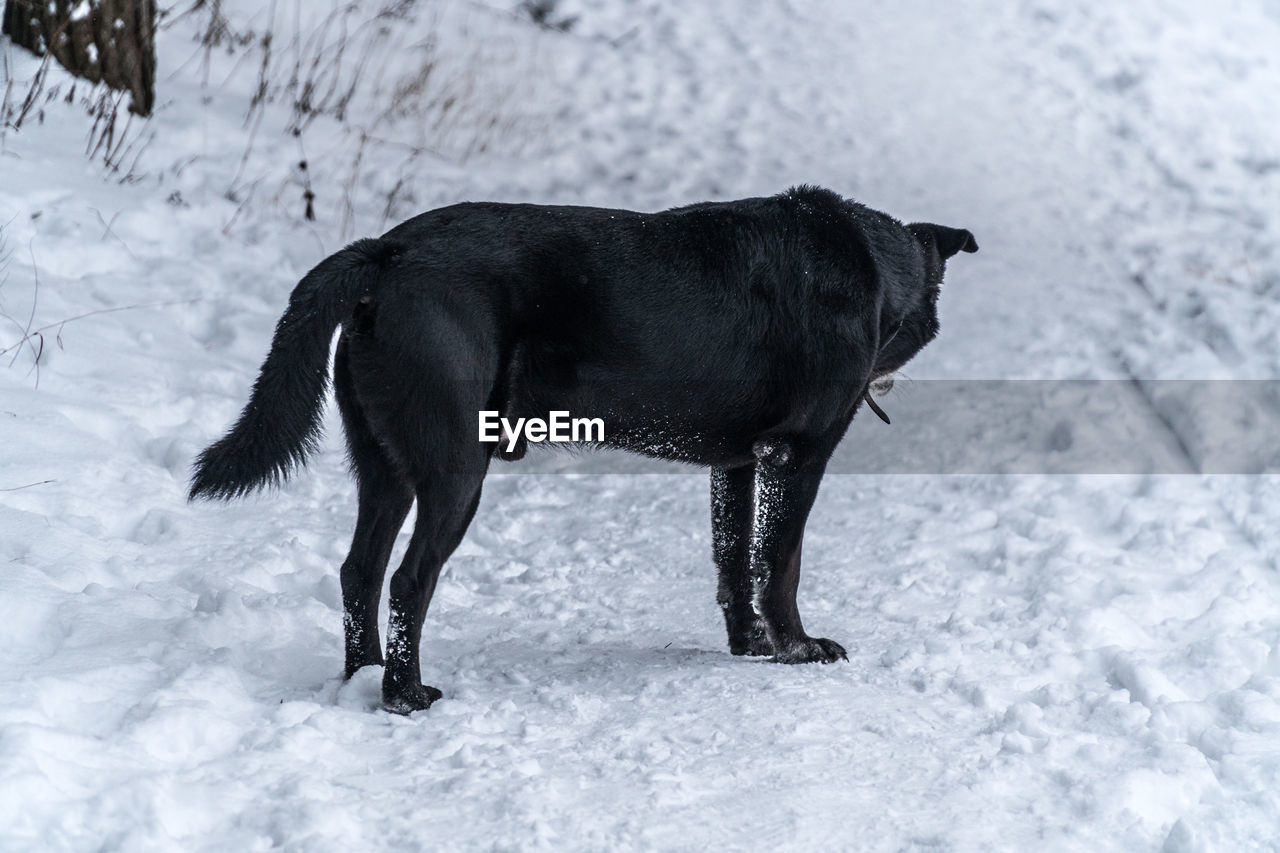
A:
190,186,977,713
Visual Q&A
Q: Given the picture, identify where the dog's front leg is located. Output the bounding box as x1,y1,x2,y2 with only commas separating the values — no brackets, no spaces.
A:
749,439,848,664
711,465,773,656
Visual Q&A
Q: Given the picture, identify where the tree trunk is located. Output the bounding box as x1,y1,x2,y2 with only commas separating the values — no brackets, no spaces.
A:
2,0,156,116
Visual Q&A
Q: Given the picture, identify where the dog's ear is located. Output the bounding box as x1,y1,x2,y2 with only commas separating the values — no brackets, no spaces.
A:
910,223,979,259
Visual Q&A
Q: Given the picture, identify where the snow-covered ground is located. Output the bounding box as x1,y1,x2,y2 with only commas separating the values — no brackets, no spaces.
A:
3,1,1280,849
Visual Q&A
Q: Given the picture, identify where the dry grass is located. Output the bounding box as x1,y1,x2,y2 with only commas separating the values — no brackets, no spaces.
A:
2,36,152,180
186,0,550,235
5,1,550,231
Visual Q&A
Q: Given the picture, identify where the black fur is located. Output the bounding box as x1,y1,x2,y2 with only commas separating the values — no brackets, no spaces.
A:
190,186,977,712
189,239,404,499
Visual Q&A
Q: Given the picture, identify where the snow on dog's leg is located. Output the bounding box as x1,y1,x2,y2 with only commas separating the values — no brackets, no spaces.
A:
382,462,486,714
711,465,773,656
382,512,446,714
340,486,412,677
749,437,847,665
335,337,414,679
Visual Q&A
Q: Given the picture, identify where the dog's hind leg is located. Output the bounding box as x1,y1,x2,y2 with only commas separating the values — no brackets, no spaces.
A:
334,336,414,678
381,454,488,714
711,465,773,656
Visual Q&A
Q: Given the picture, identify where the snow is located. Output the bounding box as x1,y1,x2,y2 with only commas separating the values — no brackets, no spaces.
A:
3,0,1280,849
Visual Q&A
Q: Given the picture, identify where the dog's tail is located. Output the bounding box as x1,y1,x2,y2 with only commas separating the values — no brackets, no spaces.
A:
189,238,402,501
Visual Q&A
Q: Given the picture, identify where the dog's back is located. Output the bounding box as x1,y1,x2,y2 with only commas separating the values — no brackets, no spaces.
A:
362,188,898,464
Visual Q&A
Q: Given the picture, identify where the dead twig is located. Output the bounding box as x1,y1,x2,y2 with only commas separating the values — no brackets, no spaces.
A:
90,208,139,259
0,297,203,361
5,242,41,370
0,479,57,492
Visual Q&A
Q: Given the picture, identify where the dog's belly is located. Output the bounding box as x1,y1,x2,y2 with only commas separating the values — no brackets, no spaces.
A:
498,395,758,466
596,416,758,467
508,380,852,468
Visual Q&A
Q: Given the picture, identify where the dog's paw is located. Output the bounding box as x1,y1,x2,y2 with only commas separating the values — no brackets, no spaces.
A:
773,636,848,664
383,683,443,714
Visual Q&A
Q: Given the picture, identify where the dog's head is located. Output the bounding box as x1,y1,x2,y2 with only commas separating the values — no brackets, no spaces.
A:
871,222,978,378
